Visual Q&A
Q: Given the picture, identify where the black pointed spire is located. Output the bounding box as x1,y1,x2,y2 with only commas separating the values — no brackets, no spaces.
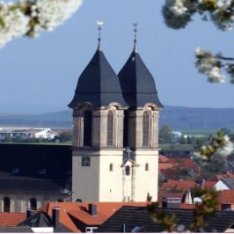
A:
69,48,126,108
118,28,163,108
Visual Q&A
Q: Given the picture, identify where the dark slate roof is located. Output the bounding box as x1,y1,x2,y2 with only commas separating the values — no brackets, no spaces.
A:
118,51,163,108
97,206,234,232
221,178,234,189
19,212,51,228
19,211,71,233
0,226,33,233
69,48,126,108
0,144,72,194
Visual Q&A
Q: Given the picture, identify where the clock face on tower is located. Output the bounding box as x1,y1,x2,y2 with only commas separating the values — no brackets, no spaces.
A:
81,156,90,167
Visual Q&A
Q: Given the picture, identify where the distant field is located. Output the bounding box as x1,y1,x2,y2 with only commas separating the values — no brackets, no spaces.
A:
181,129,234,136
180,129,217,136
159,144,194,151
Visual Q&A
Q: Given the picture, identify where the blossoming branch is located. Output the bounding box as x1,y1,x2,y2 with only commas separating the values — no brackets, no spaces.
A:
0,0,83,47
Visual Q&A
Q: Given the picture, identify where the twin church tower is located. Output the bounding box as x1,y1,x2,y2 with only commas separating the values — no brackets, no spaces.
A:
68,26,163,202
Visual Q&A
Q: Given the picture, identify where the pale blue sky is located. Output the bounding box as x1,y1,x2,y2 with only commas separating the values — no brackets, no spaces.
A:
0,0,233,114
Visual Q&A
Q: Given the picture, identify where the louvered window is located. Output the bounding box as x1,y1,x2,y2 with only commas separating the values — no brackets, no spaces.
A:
83,111,92,146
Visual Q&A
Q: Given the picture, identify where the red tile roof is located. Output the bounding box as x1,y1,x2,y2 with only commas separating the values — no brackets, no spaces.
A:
215,172,234,180
159,157,202,179
201,180,217,189
43,202,148,232
0,212,26,227
161,179,197,191
159,155,169,163
180,203,195,209
159,163,176,170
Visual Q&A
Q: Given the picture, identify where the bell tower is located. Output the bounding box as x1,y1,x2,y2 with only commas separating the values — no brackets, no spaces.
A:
118,24,163,201
68,23,127,202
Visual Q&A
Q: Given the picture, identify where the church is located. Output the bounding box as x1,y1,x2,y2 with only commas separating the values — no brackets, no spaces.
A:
0,28,162,212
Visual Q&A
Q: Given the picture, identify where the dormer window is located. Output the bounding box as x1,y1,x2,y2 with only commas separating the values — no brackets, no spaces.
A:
38,169,47,175
3,197,10,212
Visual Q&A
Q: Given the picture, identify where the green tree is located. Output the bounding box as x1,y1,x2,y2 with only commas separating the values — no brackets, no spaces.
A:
159,125,173,144
59,131,73,142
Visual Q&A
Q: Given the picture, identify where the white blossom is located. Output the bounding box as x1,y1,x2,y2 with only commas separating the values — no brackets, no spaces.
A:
217,0,232,10
163,0,192,29
211,10,234,31
169,0,188,16
216,135,234,157
208,66,225,83
192,132,234,177
0,5,30,47
36,0,83,34
0,0,83,47
195,48,228,83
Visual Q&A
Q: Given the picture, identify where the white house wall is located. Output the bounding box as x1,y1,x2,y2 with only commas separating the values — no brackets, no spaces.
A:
214,181,230,191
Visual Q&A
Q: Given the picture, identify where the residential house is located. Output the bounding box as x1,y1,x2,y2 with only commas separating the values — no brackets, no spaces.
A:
18,202,148,232
97,206,234,232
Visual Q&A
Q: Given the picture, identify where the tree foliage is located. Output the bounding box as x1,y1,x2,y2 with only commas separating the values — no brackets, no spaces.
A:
0,0,83,47
162,0,234,83
148,187,219,232
159,125,173,144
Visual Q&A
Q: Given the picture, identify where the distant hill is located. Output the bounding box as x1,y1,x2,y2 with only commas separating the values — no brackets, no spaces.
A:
0,106,234,130
0,111,72,129
160,106,234,130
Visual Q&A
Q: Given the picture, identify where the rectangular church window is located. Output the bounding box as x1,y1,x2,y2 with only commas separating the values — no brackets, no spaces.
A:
81,156,91,167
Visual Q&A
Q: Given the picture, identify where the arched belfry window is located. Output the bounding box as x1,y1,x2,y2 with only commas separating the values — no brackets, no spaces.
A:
30,198,37,210
3,197,10,212
109,163,113,171
143,111,151,146
107,110,114,146
83,111,92,146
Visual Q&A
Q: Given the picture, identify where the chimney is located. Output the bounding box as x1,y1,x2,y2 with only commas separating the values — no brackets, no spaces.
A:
26,208,35,219
162,197,167,208
121,224,126,233
88,203,97,216
52,208,60,231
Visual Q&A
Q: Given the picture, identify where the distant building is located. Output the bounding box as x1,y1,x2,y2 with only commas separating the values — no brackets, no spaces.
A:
0,144,71,213
0,128,58,141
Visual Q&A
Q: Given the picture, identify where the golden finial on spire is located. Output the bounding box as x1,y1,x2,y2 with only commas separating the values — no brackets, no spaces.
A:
97,20,104,50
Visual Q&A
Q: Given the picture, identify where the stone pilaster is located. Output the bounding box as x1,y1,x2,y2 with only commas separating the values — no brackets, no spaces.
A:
116,109,124,148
